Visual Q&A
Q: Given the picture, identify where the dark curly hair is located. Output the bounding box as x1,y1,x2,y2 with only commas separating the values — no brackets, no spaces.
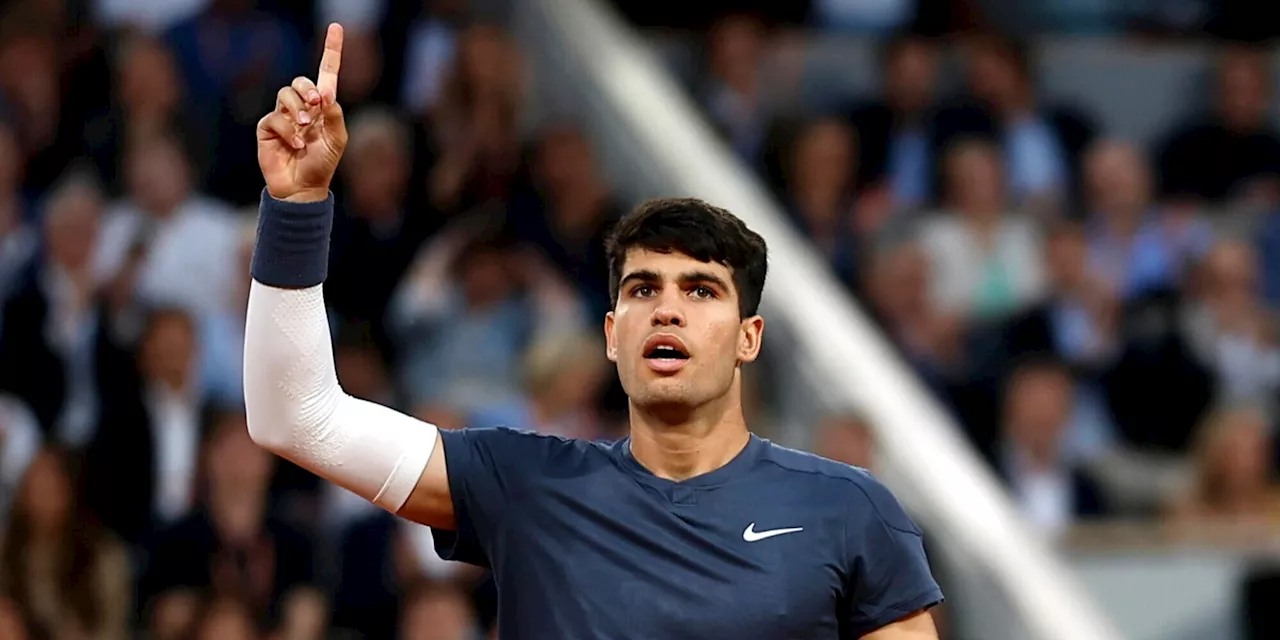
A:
605,197,768,318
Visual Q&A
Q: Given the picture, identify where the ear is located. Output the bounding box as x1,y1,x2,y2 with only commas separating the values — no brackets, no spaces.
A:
604,311,618,362
737,315,764,364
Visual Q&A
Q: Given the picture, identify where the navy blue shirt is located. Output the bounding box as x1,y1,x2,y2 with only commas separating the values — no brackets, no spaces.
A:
433,428,943,639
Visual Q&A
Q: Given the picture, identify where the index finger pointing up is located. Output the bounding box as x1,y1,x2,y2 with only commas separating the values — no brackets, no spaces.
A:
317,23,343,99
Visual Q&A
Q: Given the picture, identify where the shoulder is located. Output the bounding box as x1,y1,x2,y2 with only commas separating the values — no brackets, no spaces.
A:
439,426,615,470
759,442,921,535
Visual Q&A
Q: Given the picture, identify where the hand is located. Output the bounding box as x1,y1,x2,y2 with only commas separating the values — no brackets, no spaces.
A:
257,23,349,203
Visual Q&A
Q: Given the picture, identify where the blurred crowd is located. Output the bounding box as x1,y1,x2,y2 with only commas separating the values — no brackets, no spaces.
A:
0,0,636,638
693,11,1280,542
0,0,1278,637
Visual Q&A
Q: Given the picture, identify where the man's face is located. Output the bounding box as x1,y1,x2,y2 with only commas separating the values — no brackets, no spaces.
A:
604,249,763,414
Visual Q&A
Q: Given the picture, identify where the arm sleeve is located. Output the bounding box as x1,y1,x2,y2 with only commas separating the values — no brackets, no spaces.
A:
843,471,944,637
430,426,556,568
243,190,437,513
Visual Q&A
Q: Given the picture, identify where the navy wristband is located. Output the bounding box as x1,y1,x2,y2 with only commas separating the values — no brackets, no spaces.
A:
250,188,334,288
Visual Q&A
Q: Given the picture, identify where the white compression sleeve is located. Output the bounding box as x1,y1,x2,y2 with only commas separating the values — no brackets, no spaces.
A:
242,280,438,512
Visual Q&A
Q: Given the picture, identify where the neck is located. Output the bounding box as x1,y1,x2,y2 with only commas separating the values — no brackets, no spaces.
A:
627,387,750,482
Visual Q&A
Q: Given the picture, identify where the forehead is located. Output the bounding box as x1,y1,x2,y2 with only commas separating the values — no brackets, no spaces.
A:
621,248,735,282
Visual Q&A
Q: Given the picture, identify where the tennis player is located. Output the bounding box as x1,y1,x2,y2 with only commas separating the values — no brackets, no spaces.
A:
246,23,942,639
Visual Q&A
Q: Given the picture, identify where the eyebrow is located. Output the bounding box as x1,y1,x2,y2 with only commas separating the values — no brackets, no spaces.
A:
619,269,732,293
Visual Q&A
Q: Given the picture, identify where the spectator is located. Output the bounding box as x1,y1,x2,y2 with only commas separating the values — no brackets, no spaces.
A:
509,125,623,320
470,331,611,439
93,131,242,319
421,24,524,215
1168,406,1279,532
190,595,263,640
1158,45,1280,206
1180,239,1280,415
0,174,134,446
780,118,870,291
813,412,877,470
700,13,777,168
933,33,1096,218
0,446,132,640
1005,220,1119,372
82,33,204,199
992,358,1110,536
398,580,481,640
84,306,204,545
327,107,433,359
847,33,941,211
864,237,966,386
390,226,588,417
918,138,1046,323
165,0,307,204
1083,140,1212,301
140,408,323,638
392,0,469,117
334,510,484,639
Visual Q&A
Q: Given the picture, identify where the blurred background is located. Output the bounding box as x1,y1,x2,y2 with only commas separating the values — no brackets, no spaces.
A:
0,0,1279,638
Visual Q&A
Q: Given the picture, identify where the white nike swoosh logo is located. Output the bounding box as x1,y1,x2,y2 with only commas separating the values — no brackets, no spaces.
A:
742,523,804,542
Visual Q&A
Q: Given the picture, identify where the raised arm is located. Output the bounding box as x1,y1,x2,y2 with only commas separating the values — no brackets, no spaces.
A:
245,23,453,528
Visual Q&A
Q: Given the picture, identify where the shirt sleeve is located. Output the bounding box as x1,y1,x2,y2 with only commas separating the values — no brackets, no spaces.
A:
431,426,559,568
843,471,944,637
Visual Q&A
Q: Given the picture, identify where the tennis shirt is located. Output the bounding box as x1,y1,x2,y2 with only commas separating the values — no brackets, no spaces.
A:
433,428,943,639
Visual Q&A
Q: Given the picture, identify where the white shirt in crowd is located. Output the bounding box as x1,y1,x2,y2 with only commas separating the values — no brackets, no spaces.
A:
93,197,242,319
147,384,200,525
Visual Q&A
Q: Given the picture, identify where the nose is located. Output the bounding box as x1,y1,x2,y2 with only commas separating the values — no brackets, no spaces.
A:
650,300,685,328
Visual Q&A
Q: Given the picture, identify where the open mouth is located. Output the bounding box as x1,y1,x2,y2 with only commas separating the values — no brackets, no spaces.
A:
645,345,689,360
642,335,690,373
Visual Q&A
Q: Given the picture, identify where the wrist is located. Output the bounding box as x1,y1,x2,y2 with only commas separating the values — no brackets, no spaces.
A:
272,187,331,204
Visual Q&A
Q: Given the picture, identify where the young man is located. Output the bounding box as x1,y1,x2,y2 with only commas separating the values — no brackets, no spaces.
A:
246,24,943,639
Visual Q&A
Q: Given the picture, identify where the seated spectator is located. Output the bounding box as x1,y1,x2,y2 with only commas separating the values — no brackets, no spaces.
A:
190,595,263,640
847,33,941,212
1005,220,1119,372
333,511,484,640
1181,239,1280,417
81,33,205,198
933,34,1096,218
92,131,242,319
698,14,779,169
508,125,623,320
0,174,135,447
992,358,1110,536
84,306,204,546
779,117,887,292
812,412,877,471
420,25,525,215
0,446,132,640
864,237,966,391
327,107,434,359
391,226,587,416
399,580,481,640
139,409,323,639
1167,405,1280,531
470,331,611,440
1083,140,1212,301
918,138,1046,323
1158,45,1280,205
